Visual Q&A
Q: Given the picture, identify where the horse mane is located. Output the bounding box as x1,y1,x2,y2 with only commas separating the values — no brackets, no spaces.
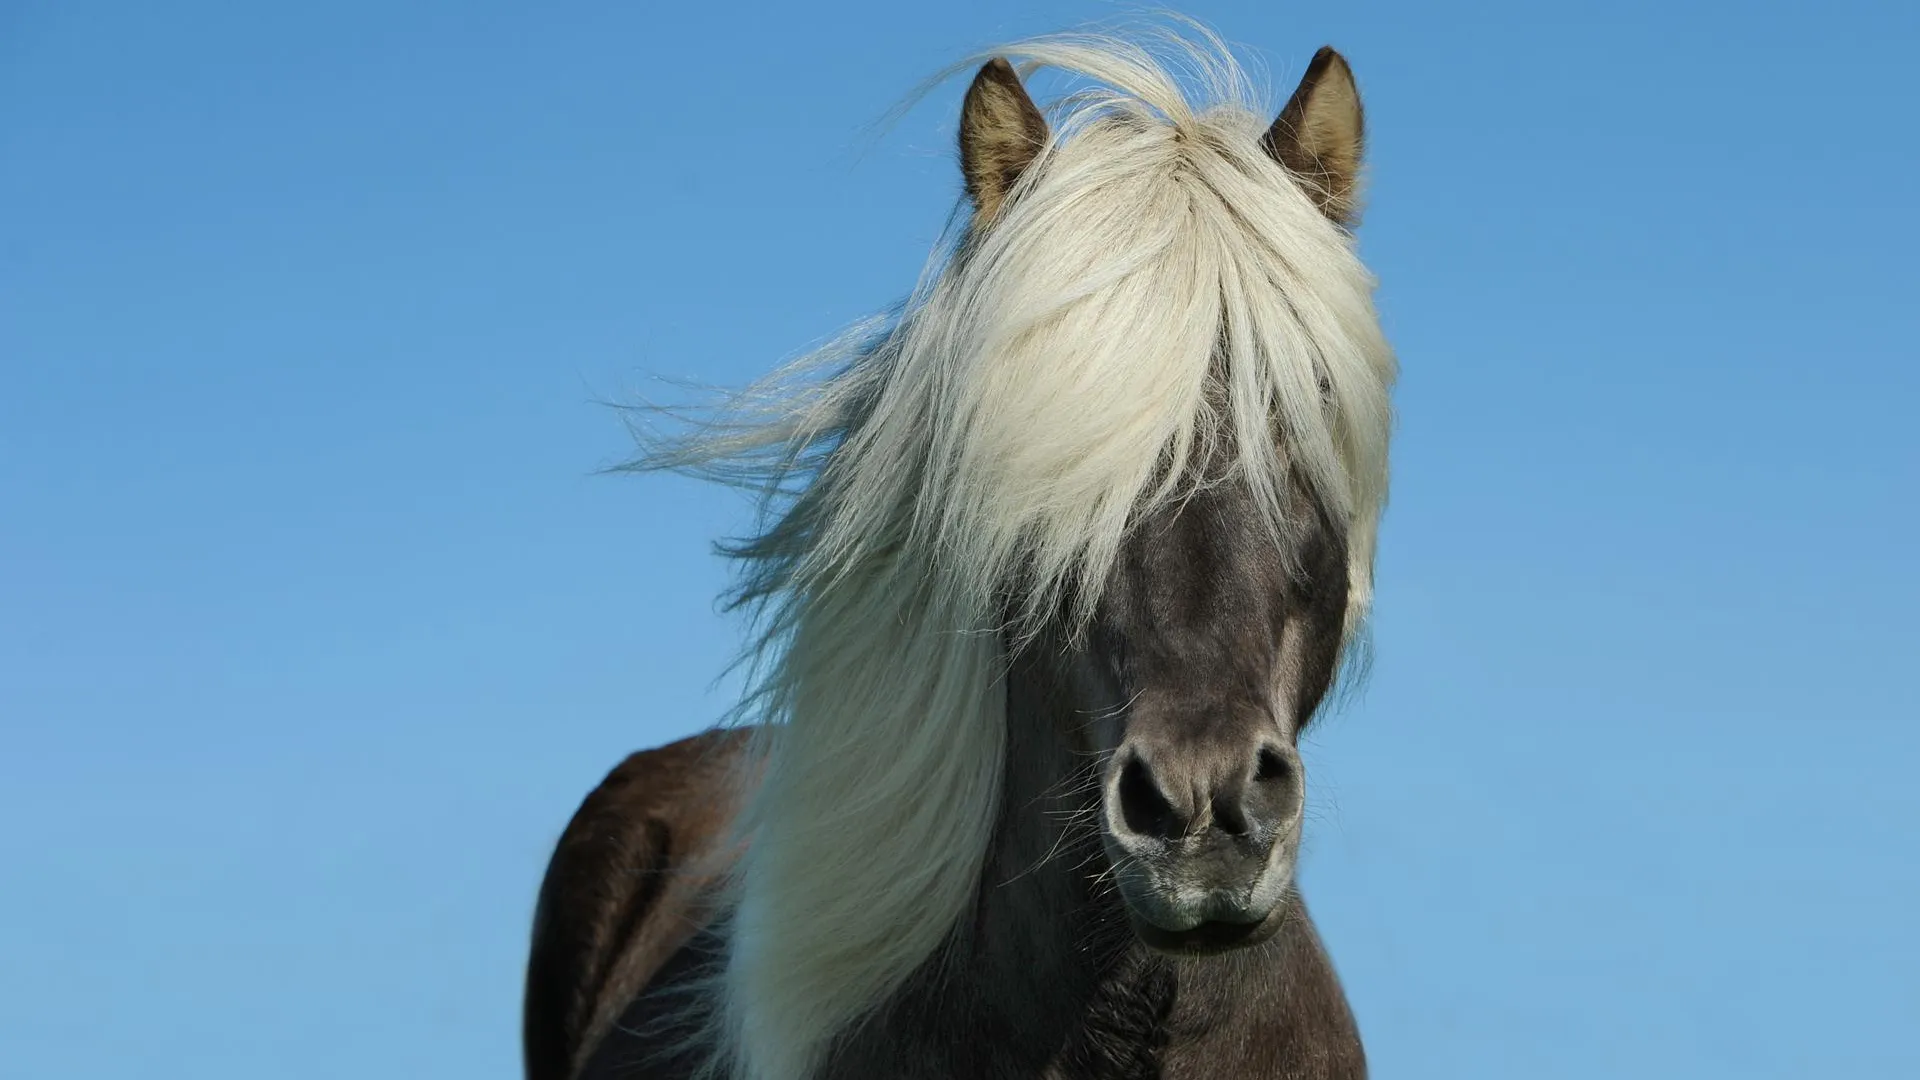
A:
629,25,1395,1080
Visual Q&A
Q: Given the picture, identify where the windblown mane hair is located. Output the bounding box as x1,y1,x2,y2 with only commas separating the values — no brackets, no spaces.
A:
632,26,1396,1080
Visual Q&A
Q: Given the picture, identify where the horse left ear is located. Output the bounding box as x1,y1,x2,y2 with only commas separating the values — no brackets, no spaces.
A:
1262,46,1366,227
959,58,1049,225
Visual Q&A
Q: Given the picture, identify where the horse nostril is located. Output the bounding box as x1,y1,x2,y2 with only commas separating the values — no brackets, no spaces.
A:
1254,745,1291,785
1117,753,1182,841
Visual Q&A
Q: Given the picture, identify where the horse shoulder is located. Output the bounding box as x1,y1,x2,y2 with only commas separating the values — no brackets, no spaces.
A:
523,728,750,1080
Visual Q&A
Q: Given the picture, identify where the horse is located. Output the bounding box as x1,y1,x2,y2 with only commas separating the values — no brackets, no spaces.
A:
525,28,1397,1080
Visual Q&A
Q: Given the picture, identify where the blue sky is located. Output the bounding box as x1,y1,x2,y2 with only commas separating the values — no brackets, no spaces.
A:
4,1,1916,1076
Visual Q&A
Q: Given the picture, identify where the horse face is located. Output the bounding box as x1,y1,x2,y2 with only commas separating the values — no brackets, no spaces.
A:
953,45,1370,956
1057,470,1350,955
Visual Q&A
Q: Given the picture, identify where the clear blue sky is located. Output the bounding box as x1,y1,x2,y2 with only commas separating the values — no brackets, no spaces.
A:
4,1,1915,1076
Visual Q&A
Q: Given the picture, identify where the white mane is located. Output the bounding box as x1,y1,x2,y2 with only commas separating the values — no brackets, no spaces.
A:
635,27,1395,1080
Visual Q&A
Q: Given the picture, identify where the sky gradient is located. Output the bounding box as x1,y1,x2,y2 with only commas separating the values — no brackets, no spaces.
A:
4,1,1916,1076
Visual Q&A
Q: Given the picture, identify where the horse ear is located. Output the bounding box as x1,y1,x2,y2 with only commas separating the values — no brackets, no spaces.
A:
1262,46,1366,226
959,58,1048,224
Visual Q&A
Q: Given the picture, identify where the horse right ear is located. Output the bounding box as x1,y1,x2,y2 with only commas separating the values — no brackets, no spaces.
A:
959,58,1048,225
1262,46,1366,227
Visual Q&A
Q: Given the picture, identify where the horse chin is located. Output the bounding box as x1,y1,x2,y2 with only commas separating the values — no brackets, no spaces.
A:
1109,861,1294,957
1126,906,1286,956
